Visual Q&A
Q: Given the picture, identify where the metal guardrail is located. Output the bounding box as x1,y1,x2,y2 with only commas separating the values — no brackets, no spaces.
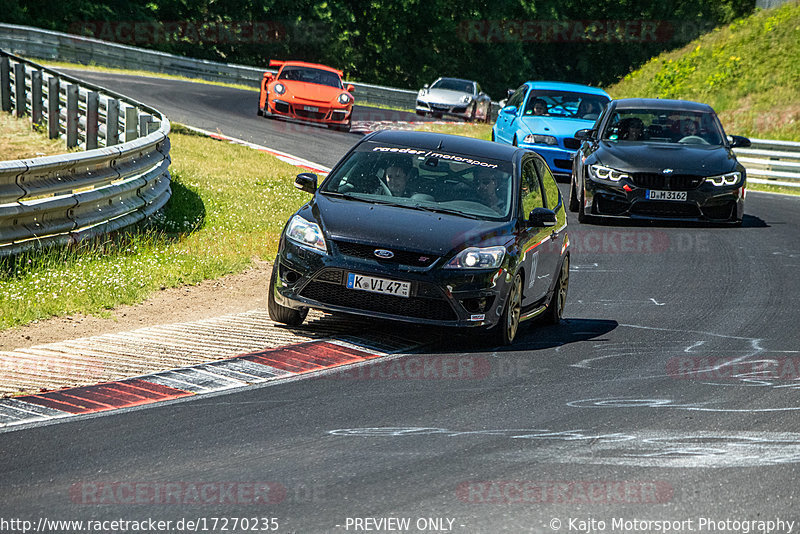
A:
0,50,171,257
735,138,800,188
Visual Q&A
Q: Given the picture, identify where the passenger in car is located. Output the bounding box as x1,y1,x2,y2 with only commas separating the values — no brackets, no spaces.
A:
474,168,505,213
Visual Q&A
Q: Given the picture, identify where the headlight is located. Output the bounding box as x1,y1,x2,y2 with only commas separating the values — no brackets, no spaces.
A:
274,83,286,95
418,88,428,96
445,246,505,269
337,93,351,105
286,215,327,253
460,94,473,104
706,171,741,186
589,164,630,182
523,134,557,146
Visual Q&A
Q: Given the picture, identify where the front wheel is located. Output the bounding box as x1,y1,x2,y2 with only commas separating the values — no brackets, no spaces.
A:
267,265,308,326
492,273,522,345
542,256,569,324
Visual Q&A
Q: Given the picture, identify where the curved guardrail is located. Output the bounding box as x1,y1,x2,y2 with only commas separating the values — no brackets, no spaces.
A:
0,50,171,257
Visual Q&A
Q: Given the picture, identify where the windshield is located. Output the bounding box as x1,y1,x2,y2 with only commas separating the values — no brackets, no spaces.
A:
320,143,513,220
278,66,342,89
522,90,610,119
431,79,474,94
602,108,725,145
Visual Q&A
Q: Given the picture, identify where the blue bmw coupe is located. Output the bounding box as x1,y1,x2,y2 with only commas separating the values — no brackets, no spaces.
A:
492,81,611,180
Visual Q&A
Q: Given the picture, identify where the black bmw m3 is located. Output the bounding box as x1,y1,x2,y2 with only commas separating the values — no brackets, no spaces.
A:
268,131,570,345
569,98,751,224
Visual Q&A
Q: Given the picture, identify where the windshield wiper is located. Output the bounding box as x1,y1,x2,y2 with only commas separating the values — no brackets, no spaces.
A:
407,204,481,219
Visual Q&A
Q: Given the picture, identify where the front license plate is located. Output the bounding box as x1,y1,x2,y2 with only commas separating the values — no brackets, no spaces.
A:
346,273,410,298
303,106,319,112
646,190,688,201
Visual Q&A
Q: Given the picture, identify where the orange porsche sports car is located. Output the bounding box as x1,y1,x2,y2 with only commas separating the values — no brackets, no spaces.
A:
258,60,355,132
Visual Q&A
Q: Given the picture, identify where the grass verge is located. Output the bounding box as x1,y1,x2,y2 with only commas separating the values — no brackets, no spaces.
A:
0,113,72,159
0,122,309,330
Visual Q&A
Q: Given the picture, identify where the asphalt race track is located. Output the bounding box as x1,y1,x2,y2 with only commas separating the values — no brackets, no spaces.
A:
2,72,800,533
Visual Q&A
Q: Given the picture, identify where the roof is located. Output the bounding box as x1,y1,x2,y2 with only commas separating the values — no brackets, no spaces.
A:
435,77,476,84
610,98,715,112
367,130,521,161
269,60,343,77
524,81,610,98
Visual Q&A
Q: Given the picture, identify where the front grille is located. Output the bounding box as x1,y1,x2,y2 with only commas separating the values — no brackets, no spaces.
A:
630,201,700,218
274,101,290,113
314,268,343,284
632,174,704,190
431,103,450,110
553,158,572,170
334,241,439,267
295,108,328,120
330,110,348,121
300,281,457,321
563,138,580,150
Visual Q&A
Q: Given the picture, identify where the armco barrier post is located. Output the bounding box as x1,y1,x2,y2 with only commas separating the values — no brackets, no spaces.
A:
66,83,78,148
138,113,151,137
124,105,137,141
13,62,25,118
86,91,99,149
47,76,59,139
31,69,42,126
0,55,10,112
106,98,119,146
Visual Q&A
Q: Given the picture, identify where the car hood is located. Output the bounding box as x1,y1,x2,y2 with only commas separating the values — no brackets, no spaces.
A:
594,141,739,174
420,89,470,105
305,195,511,256
278,80,344,103
519,116,593,138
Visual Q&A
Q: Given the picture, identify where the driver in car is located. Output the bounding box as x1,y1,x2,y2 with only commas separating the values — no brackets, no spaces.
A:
383,157,414,196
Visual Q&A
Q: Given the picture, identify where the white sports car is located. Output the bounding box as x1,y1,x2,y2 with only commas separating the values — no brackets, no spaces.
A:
416,77,492,122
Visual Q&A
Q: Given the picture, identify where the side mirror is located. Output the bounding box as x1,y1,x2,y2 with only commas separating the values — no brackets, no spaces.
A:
574,128,594,140
507,88,515,99
728,135,751,148
423,83,429,90
294,173,318,194
346,84,355,93
528,207,557,227
501,105,517,115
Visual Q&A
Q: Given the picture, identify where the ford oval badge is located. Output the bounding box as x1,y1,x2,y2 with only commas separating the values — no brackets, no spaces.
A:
374,249,394,259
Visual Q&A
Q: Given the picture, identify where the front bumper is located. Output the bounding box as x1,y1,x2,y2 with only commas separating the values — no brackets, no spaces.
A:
266,97,352,126
517,143,576,178
271,238,513,328
416,100,471,119
583,175,745,222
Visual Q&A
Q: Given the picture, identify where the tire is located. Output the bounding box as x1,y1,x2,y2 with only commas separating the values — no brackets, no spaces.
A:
257,107,264,117
267,265,308,326
433,112,443,119
542,256,569,325
468,105,476,122
568,177,579,212
512,135,518,147
492,272,522,346
491,130,496,142
416,110,426,117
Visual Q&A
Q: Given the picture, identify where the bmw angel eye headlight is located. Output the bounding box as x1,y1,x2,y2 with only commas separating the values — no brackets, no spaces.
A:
286,215,327,253
523,134,557,146
445,246,505,269
589,164,630,182
706,171,741,186
337,93,351,105
274,83,286,95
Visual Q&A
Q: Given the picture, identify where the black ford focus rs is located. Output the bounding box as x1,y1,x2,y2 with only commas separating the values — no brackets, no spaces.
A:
569,98,751,224
268,131,570,345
